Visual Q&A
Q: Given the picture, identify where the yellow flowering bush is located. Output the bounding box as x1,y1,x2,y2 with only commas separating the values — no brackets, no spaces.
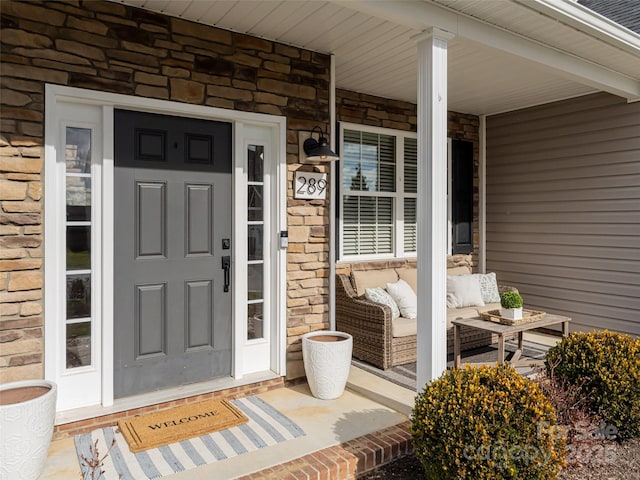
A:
411,364,565,480
546,331,640,439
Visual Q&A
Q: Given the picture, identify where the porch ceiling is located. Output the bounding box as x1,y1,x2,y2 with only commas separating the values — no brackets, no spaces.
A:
116,0,640,115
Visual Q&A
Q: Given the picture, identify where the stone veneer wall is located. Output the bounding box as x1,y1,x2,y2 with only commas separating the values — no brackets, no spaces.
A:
0,0,331,383
335,89,481,268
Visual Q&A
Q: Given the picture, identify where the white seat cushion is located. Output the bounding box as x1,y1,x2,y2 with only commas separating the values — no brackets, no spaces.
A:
392,316,417,337
396,267,417,293
447,306,480,322
448,266,472,276
477,302,501,313
352,268,398,297
396,266,472,294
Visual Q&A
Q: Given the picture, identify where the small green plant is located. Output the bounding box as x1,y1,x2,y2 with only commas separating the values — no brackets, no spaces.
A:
500,291,523,309
411,364,565,479
546,330,640,439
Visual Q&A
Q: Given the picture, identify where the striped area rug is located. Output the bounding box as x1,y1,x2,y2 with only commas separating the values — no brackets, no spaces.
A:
75,396,305,480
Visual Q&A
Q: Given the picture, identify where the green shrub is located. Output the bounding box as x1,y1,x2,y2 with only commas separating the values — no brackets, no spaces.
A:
546,330,640,439
411,364,565,479
500,291,523,309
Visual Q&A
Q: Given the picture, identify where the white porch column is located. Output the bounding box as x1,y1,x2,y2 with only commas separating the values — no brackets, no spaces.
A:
415,28,454,390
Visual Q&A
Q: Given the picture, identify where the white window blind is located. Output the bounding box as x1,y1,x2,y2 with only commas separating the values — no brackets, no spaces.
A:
343,196,394,255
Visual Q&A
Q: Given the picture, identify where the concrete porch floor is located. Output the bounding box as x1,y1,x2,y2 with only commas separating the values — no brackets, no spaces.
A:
40,331,558,479
41,366,415,480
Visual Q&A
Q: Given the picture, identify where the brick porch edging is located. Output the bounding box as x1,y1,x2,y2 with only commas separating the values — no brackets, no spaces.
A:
236,421,414,480
53,377,284,439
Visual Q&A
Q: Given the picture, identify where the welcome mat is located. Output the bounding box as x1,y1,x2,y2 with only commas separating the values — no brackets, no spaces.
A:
75,396,305,480
118,399,248,453
352,339,550,391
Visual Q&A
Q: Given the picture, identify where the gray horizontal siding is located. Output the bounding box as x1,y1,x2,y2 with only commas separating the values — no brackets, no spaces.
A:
486,93,640,336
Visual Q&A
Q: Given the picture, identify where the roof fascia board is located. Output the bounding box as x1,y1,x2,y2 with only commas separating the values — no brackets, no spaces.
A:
522,0,640,56
336,0,640,100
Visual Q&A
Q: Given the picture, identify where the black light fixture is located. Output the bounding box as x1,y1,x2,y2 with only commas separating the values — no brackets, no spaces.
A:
303,126,339,162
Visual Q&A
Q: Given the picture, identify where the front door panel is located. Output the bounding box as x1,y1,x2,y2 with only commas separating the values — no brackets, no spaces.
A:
114,110,232,398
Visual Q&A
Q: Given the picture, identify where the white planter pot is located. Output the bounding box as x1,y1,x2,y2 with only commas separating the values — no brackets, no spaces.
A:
0,380,57,480
502,307,523,320
302,331,353,400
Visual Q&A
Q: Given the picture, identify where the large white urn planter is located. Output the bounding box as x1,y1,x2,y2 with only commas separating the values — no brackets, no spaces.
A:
0,380,57,480
302,331,353,400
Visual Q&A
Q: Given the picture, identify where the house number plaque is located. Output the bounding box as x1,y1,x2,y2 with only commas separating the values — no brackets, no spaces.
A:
294,171,328,200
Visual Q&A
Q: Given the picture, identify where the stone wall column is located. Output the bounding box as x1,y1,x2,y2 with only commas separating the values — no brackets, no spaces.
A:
284,164,331,379
0,138,44,382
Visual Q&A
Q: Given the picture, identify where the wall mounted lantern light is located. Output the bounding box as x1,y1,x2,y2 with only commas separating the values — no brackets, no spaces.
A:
301,126,339,163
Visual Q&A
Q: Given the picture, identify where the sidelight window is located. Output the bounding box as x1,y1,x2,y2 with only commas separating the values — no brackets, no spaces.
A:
65,127,93,368
247,145,265,340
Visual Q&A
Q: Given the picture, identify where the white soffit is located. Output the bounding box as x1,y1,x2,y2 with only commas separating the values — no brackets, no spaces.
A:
433,0,640,80
447,38,596,114
115,0,640,114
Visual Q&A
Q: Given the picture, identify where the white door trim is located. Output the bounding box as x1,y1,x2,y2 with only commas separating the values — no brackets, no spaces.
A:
234,124,284,376
44,101,105,410
45,85,287,412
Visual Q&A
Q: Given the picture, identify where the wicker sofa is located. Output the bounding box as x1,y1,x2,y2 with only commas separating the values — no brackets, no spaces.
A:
336,259,516,370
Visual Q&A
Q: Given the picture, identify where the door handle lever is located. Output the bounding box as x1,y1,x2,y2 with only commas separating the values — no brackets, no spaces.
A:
221,256,231,292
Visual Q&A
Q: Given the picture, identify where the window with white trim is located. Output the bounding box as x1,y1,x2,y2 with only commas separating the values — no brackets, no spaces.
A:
339,123,417,259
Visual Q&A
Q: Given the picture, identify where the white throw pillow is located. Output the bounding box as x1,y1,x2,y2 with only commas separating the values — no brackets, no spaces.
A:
386,279,418,319
446,292,459,309
365,287,401,319
447,274,485,308
473,272,501,303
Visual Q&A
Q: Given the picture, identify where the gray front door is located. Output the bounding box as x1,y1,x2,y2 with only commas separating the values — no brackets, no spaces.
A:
113,110,232,398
